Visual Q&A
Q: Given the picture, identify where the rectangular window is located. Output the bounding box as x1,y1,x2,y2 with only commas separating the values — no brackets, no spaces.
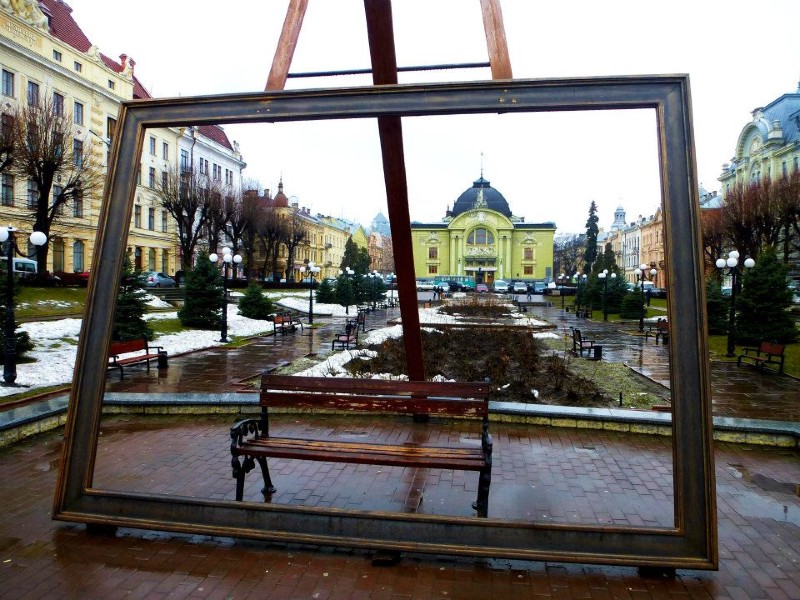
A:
1,174,14,206
73,189,83,218
795,157,799,172
108,79,115,90
148,167,156,188
148,207,155,230
149,136,156,155
53,49,62,62
134,205,141,228
428,247,438,260
106,117,116,142
162,141,168,160
53,92,64,115
27,81,39,106
428,265,438,275
523,266,533,275
524,247,533,260
52,185,63,210
180,149,189,171
2,69,14,97
27,179,37,208
73,138,83,167
782,161,788,177
148,248,156,271
213,164,222,181
73,241,84,271
161,250,168,274
161,171,167,189
73,101,84,125
73,61,82,73
161,210,168,233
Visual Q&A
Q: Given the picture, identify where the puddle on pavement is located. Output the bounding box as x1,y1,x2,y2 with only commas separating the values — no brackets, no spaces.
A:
728,463,800,496
725,463,800,525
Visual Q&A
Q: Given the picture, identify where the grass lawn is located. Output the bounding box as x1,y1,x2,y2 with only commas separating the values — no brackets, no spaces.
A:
15,286,88,319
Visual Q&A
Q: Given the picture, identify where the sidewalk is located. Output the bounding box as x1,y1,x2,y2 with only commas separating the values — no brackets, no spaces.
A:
0,302,798,598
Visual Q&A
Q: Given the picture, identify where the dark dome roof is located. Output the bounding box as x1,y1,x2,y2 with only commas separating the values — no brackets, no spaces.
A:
451,176,511,218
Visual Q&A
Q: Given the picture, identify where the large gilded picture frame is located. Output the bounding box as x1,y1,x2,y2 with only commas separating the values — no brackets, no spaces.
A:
53,75,717,569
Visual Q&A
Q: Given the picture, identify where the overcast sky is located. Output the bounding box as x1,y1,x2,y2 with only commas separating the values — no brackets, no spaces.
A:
67,0,800,233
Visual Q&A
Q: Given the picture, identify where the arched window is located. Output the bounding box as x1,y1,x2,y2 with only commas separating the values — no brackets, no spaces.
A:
467,228,494,245
73,240,84,272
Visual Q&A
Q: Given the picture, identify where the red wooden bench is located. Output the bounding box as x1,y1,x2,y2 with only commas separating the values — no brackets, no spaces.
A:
331,320,359,350
572,328,595,356
230,375,493,517
107,338,166,378
737,341,786,374
645,319,669,344
273,313,301,335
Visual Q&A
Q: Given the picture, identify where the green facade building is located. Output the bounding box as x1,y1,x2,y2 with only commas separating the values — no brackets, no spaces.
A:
410,176,556,285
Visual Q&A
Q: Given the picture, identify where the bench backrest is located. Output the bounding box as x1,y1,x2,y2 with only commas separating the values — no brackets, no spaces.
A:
260,375,489,418
760,341,785,356
109,338,148,356
274,314,292,325
573,329,583,343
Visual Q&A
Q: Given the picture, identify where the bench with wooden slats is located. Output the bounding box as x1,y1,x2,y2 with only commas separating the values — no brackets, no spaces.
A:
230,375,492,516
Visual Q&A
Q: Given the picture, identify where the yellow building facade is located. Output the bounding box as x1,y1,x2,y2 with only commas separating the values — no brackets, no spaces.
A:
410,176,555,284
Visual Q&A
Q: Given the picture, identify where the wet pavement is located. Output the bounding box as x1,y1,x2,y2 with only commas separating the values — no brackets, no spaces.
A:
1,299,799,598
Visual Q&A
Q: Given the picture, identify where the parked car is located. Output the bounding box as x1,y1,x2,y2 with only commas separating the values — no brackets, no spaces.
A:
54,270,91,287
532,281,547,294
141,271,176,287
476,283,490,293
416,280,435,291
513,281,528,293
492,280,510,293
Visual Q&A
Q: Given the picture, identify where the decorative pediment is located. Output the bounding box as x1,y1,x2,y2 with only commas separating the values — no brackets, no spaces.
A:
2,0,48,31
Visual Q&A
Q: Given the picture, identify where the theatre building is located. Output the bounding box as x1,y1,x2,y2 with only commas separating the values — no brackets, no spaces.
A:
410,176,556,285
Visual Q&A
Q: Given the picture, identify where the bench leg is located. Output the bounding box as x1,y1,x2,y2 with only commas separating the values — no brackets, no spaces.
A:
232,455,256,501
472,461,492,518
255,456,277,496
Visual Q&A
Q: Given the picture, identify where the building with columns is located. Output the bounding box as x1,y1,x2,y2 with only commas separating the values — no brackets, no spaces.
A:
410,175,555,284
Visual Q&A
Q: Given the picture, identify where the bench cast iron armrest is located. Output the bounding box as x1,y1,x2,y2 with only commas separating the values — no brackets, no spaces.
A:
741,346,759,356
230,418,263,445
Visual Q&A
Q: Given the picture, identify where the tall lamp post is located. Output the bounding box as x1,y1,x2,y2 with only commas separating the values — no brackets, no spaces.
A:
716,250,755,357
597,269,616,322
338,266,355,314
1,226,47,385
370,270,380,311
557,272,566,309
634,262,657,332
209,247,241,343
299,261,321,324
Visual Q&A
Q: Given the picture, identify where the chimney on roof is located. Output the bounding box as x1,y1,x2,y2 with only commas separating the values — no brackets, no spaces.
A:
264,189,271,199
119,54,135,76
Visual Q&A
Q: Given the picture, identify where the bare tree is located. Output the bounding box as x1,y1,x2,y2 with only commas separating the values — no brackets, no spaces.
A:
12,96,101,274
205,185,234,255
553,233,584,277
700,207,726,273
380,237,395,274
155,167,214,272
257,208,287,281
283,211,308,283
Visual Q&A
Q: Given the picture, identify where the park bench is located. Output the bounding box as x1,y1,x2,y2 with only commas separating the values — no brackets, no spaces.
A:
571,328,596,357
331,320,359,350
645,319,669,344
354,310,367,332
107,338,167,379
737,341,786,374
273,313,301,335
230,375,493,516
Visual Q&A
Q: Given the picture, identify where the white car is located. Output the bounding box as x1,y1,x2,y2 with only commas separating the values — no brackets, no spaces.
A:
416,280,435,291
513,282,528,293
493,280,510,293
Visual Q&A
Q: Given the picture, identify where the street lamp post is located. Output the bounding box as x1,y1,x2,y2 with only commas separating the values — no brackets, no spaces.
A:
209,247,241,343
299,261,321,324
338,266,355,314
1,226,48,385
370,270,380,311
633,262,657,332
716,250,755,357
557,272,566,309
597,269,617,322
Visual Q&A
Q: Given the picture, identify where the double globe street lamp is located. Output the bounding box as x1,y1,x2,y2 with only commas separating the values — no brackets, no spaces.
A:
1,225,48,385
716,250,755,357
368,270,381,311
299,261,321,324
633,263,657,332
338,266,355,314
597,269,617,322
209,247,241,343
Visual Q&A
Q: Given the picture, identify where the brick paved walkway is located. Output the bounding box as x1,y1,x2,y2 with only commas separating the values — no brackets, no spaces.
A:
1,415,798,599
